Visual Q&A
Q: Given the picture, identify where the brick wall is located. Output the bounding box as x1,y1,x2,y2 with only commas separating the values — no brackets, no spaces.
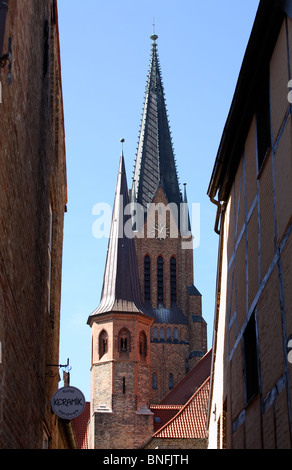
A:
90,312,154,448
0,0,67,449
134,185,207,403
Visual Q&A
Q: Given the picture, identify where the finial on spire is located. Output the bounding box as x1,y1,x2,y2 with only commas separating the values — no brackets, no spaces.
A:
150,17,158,42
120,138,125,155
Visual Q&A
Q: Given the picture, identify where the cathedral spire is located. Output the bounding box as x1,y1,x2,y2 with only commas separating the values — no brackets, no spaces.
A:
132,32,181,214
88,149,144,323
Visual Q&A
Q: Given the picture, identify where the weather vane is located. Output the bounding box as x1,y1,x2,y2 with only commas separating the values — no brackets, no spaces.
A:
151,17,158,42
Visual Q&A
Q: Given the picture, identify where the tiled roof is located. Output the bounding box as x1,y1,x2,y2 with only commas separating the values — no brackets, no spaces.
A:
72,402,90,449
150,405,182,432
160,349,212,405
152,378,210,439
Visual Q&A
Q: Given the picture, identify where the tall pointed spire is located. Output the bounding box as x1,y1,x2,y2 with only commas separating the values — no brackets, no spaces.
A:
132,32,181,213
88,148,144,322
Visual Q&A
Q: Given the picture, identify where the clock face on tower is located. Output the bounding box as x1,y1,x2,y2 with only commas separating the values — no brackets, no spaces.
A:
151,222,170,239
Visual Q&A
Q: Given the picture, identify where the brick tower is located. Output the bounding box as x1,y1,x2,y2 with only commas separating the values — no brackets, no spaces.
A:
130,33,207,404
87,154,154,449
88,32,207,449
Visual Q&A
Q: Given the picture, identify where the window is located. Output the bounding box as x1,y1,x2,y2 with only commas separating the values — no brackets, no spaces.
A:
144,255,151,301
118,328,131,356
153,327,158,340
256,66,271,170
157,256,164,305
169,373,173,390
243,312,259,403
152,373,157,390
173,328,178,342
170,257,177,302
167,327,171,341
139,331,147,359
99,330,108,359
160,327,165,341
122,377,126,394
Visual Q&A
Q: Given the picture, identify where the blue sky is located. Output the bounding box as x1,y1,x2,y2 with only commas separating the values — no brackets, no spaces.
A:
58,0,260,401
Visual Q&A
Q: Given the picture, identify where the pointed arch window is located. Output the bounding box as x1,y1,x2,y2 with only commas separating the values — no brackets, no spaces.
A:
169,373,174,390
170,256,177,302
99,330,109,359
144,255,151,301
152,373,157,390
157,256,164,305
118,328,131,356
139,331,147,359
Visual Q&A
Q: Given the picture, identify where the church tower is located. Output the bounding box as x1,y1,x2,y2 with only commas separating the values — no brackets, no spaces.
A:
87,154,154,449
131,33,207,404
88,32,208,449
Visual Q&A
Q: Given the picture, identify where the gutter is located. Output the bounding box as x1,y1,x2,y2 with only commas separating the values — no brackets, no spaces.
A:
207,206,225,429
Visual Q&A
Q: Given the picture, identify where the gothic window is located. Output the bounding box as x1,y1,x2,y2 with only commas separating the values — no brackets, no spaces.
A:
144,255,151,301
169,373,174,390
152,373,157,390
160,327,165,341
157,256,164,305
170,257,177,302
173,327,178,342
167,327,171,341
139,331,147,359
99,330,108,359
118,328,131,356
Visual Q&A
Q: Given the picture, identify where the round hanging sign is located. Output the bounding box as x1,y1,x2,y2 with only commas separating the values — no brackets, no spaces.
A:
51,386,86,420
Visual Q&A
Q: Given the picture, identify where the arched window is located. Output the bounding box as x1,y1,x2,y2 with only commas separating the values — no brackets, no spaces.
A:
152,373,157,390
173,327,178,342
99,330,108,359
170,257,177,302
167,327,171,341
169,373,174,390
118,328,131,356
157,256,164,305
160,327,165,341
144,255,151,301
139,331,147,359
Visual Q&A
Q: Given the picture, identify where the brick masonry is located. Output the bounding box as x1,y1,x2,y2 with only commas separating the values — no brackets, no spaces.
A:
0,0,67,449
134,186,207,404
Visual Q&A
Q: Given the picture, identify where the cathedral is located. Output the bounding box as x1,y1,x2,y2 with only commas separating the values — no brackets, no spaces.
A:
87,32,207,449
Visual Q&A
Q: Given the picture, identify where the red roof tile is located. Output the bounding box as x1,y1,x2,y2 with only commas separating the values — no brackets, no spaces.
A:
152,378,210,439
160,349,212,405
72,402,90,449
150,405,182,432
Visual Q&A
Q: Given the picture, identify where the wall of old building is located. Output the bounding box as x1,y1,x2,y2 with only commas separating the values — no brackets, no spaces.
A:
208,15,292,449
0,0,67,448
